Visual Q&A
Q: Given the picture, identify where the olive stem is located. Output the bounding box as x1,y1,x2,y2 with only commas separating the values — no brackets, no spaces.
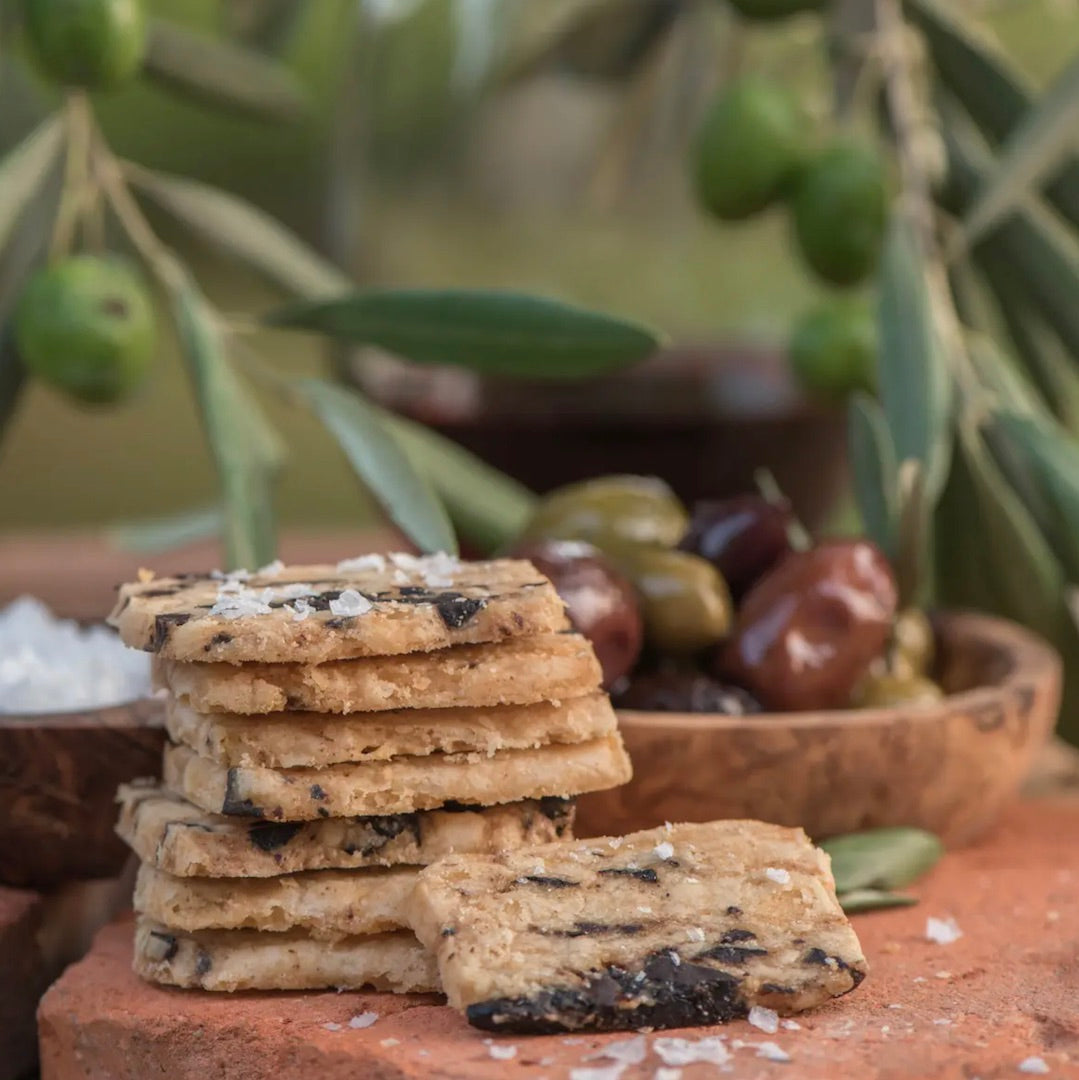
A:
48,92,95,261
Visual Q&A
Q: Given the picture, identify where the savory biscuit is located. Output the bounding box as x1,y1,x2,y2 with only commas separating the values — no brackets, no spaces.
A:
117,782,574,878
135,917,438,992
163,734,632,820
409,820,867,1033
156,633,601,715
110,556,566,663
135,863,418,939
166,693,616,768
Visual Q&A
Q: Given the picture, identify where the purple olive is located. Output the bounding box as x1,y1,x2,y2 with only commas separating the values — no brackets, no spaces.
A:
613,670,762,714
679,495,794,599
718,539,898,711
512,539,643,689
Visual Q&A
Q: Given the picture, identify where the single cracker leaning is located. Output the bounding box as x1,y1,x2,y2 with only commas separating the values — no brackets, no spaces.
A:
408,820,867,1034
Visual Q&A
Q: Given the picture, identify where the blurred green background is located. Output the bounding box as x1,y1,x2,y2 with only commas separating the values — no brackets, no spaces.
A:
0,0,1076,531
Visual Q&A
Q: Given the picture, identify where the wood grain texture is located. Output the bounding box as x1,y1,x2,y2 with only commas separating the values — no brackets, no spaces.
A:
0,698,165,887
576,613,1061,846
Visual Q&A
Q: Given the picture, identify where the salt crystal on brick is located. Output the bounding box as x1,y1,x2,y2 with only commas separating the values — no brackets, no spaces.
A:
748,1006,780,1034
652,1036,730,1067
584,1036,647,1066
329,589,372,617
1018,1057,1050,1074
569,1065,628,1080
337,555,387,573
757,1042,791,1062
348,1012,378,1029
926,916,962,945
765,867,791,885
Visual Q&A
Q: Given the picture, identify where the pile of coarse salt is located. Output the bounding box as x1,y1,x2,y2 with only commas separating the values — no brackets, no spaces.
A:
0,595,151,714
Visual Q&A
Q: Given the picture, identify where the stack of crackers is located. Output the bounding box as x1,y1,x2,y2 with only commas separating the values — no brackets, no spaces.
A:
108,554,631,992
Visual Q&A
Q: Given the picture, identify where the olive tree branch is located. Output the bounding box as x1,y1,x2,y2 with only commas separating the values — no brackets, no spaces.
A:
874,0,982,408
49,92,95,260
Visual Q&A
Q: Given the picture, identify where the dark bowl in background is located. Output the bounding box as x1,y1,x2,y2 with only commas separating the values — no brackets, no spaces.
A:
359,342,849,529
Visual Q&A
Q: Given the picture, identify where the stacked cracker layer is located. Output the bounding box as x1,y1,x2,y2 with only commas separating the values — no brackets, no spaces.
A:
109,554,631,992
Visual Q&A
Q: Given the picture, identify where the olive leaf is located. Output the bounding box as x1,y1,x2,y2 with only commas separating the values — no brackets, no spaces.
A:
941,119,1079,403
820,827,943,894
962,52,1079,248
499,0,682,85
839,889,919,914
127,166,349,299
265,289,663,378
975,246,1079,434
876,215,953,507
107,505,223,554
993,411,1079,583
847,392,899,561
895,459,931,608
384,412,537,555
907,0,1079,231
171,277,280,570
295,378,458,556
0,113,64,260
953,416,1065,642
143,19,308,124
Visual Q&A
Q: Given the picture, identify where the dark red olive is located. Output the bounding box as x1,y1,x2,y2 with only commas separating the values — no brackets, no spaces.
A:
614,670,762,714
679,495,794,599
512,539,643,689
717,539,898,711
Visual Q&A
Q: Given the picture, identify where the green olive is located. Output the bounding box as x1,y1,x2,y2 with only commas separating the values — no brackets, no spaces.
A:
851,672,944,709
611,545,733,654
892,608,935,678
521,475,689,550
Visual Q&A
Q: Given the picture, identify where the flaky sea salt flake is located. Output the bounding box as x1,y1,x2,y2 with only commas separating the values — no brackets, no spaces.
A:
748,1006,780,1034
765,867,791,885
329,589,373,617
1018,1058,1050,1074
653,841,675,860
569,1065,627,1080
926,916,962,945
257,559,285,576
757,1042,791,1063
685,927,705,942
652,1036,730,1067
584,1036,646,1066
780,1019,801,1030
322,1022,342,1031
654,1069,683,1080
348,1011,378,1029
488,1044,517,1060
337,554,387,573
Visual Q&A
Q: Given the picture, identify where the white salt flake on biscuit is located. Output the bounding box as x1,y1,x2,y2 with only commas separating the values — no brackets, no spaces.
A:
337,555,387,573
765,867,791,885
653,842,675,860
329,589,373,617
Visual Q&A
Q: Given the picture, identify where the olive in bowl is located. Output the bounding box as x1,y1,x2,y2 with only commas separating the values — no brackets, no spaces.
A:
511,539,643,689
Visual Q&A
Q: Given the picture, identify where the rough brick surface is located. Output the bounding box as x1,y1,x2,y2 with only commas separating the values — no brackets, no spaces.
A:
0,886,47,1080
39,800,1079,1079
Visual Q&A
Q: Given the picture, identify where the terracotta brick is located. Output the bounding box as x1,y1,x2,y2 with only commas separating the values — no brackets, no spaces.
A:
39,799,1079,1079
0,886,47,1080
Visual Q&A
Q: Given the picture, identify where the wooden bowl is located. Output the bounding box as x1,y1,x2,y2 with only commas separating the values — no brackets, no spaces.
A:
575,612,1061,847
0,697,165,888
